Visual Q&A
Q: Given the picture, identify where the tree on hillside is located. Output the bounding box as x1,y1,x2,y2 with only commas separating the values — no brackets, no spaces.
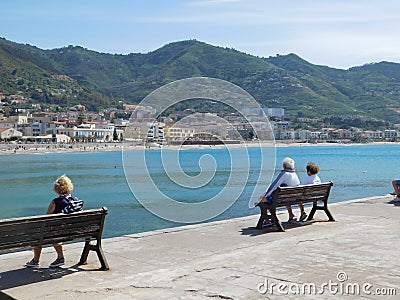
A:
113,128,118,141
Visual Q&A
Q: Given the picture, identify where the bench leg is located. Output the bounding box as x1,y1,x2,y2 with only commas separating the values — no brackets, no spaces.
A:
323,201,335,221
307,202,318,221
269,207,284,232
79,239,91,265
256,204,285,232
256,204,268,229
256,216,264,229
96,243,110,271
79,238,110,270
307,201,335,222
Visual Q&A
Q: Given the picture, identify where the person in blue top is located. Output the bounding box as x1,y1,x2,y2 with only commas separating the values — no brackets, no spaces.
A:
257,157,300,224
25,175,78,268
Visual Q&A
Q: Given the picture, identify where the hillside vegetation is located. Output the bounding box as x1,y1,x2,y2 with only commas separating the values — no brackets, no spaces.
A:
0,38,399,123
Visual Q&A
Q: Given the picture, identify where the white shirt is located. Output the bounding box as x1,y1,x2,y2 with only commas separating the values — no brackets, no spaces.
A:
265,169,300,198
302,174,321,185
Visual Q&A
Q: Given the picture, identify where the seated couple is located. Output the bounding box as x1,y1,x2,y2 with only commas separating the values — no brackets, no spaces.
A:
257,157,320,225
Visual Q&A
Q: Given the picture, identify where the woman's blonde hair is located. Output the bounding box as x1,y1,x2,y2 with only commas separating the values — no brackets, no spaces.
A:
53,175,74,195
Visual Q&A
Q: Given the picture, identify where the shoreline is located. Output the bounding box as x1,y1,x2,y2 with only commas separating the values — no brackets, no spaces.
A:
0,140,399,155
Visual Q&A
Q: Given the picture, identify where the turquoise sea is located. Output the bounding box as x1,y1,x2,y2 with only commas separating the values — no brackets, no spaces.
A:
0,144,398,238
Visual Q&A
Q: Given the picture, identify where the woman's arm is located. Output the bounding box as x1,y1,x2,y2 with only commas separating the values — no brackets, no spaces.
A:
46,200,56,214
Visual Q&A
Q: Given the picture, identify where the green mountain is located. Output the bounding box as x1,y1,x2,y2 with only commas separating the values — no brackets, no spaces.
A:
0,37,399,124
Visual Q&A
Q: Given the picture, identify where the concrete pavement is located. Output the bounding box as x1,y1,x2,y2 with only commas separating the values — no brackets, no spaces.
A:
0,195,399,299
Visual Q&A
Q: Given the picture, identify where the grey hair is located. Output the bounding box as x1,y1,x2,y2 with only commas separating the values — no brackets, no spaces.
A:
283,157,295,169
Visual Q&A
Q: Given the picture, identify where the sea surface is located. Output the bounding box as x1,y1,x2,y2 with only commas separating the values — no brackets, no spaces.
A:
0,144,398,238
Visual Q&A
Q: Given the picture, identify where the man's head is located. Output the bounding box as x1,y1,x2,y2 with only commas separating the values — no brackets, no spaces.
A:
282,157,295,170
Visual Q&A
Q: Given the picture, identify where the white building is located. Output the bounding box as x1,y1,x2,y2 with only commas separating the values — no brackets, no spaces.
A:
296,130,322,141
47,123,120,142
147,122,165,142
296,130,312,140
262,108,285,118
0,128,23,139
362,130,383,139
124,120,165,142
278,130,296,140
8,115,30,124
0,120,15,129
383,130,398,139
21,134,71,143
251,122,274,140
165,126,195,141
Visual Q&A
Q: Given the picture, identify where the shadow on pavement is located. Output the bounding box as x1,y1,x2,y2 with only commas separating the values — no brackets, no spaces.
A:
0,264,93,291
0,291,17,300
387,199,400,206
240,220,314,236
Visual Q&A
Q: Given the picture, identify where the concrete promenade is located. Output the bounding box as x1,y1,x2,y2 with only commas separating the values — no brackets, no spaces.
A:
0,195,399,299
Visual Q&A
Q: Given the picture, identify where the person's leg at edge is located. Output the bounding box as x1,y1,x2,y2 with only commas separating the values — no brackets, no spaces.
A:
33,246,42,261
25,246,42,266
392,180,400,196
392,180,397,194
299,203,308,221
48,242,65,267
53,242,64,259
299,203,305,214
286,205,295,221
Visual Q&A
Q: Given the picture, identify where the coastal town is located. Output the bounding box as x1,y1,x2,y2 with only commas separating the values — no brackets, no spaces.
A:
1,95,400,148
1,1,400,299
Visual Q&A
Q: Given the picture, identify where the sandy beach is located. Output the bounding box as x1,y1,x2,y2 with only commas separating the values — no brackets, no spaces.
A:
0,140,397,155
0,142,126,155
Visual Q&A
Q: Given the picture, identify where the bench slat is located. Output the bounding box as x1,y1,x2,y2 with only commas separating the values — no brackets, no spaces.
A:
0,216,103,238
0,209,105,225
0,232,100,251
0,215,103,233
0,224,101,247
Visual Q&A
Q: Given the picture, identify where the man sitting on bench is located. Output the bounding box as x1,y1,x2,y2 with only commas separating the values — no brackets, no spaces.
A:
257,157,300,225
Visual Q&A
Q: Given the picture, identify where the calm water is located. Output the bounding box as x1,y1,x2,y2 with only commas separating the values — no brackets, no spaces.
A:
0,144,398,237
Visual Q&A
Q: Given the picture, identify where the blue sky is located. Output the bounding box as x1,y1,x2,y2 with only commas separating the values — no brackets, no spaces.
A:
1,0,399,69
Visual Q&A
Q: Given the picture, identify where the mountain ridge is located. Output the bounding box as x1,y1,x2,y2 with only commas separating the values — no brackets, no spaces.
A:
0,37,399,124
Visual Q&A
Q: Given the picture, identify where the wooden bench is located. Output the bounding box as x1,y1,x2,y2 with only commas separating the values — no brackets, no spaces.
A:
0,207,109,270
256,182,334,232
